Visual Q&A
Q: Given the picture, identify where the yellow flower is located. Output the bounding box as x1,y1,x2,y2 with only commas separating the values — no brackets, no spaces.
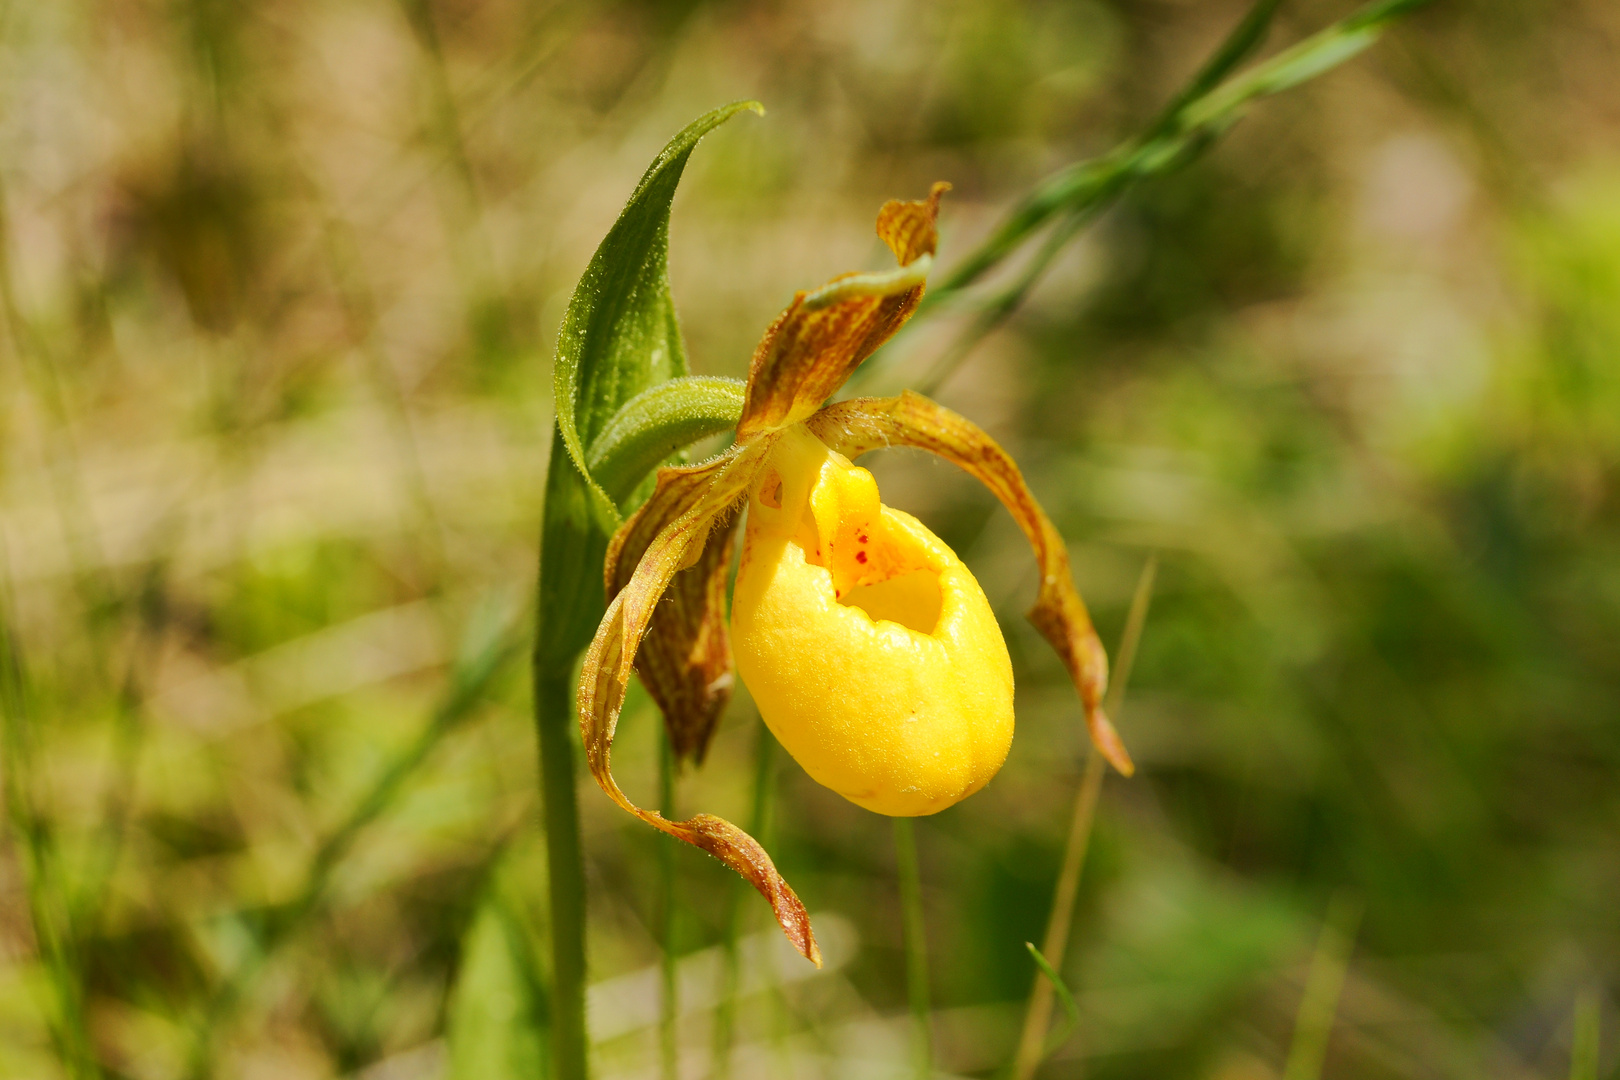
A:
579,184,1131,966
732,424,1014,816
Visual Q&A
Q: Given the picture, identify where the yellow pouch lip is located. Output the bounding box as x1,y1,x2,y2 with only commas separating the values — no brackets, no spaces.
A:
732,425,1015,817
742,427,963,643
776,505,967,646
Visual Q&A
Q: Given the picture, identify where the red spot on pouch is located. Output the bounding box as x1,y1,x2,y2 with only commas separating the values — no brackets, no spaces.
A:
855,551,868,564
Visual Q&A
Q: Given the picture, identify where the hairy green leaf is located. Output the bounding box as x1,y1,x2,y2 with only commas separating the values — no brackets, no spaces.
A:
537,101,760,666
552,99,763,529
586,375,745,506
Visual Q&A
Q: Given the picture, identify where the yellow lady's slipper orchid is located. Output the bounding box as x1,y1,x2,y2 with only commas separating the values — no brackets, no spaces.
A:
732,424,1014,816
578,184,1130,965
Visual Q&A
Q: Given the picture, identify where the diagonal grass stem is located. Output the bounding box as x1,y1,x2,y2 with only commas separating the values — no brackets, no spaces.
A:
1570,990,1600,1080
1282,893,1364,1080
1012,553,1157,1080
659,728,680,1080
854,0,1432,398
1025,942,1080,1059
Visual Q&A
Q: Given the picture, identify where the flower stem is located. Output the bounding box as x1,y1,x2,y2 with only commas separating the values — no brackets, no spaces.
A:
535,666,590,1080
659,729,679,1080
1012,553,1157,1080
893,816,931,1080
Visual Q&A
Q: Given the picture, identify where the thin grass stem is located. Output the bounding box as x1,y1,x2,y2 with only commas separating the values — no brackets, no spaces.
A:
1570,989,1601,1080
659,729,680,1080
74,569,167,941
893,815,932,1080
1282,894,1363,1080
913,204,1097,398
0,599,100,1078
851,0,1430,398
1012,553,1158,1080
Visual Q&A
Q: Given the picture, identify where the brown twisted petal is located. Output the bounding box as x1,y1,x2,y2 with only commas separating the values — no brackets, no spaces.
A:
605,460,742,764
876,181,950,266
806,391,1134,776
579,437,823,966
735,183,949,440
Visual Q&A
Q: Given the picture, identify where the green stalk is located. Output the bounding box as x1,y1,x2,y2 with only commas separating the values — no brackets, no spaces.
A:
1010,751,1105,1080
659,730,679,1080
535,666,590,1080
893,816,932,1080
532,102,762,1079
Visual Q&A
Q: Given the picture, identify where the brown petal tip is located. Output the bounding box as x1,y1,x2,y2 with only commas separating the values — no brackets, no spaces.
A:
876,181,951,266
1088,707,1135,777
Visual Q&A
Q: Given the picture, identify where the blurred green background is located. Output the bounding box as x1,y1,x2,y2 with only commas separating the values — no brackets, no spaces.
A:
1,0,1617,1077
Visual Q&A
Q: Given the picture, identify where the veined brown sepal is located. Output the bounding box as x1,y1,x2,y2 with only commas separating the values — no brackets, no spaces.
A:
735,183,949,440
605,455,744,764
806,391,1134,776
579,437,823,965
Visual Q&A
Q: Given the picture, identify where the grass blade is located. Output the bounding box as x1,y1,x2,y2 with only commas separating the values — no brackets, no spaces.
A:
659,728,679,1080
856,0,1431,397
1282,894,1364,1080
1025,942,1080,1058
941,0,1429,301
1570,990,1600,1080
185,604,520,1079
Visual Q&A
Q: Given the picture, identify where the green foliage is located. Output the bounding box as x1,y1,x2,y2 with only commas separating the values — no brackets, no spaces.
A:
9,1,1618,1078
870,0,1425,397
549,100,761,531
537,100,760,665
586,375,745,505
1025,941,1079,1060
532,101,760,1080
447,893,550,1080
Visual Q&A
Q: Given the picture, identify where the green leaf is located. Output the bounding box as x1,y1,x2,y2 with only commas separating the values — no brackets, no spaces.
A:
1026,941,1080,1061
586,375,745,506
447,896,549,1080
552,99,763,531
537,101,760,667
929,0,1428,301
1179,0,1422,130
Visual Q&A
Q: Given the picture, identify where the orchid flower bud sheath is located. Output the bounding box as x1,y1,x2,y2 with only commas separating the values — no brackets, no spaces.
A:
731,424,1015,816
